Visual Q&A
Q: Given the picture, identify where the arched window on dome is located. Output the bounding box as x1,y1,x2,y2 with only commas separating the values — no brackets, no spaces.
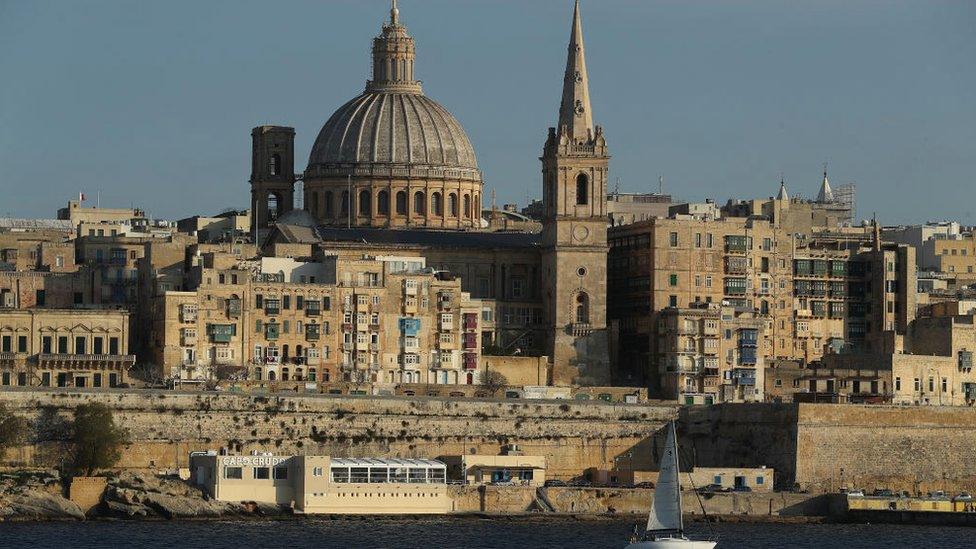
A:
358,190,371,216
576,292,590,324
324,191,333,217
576,173,589,205
340,191,349,215
310,192,318,216
448,193,458,217
463,194,471,218
396,191,407,215
377,191,390,215
413,191,426,215
431,192,443,216
270,154,281,176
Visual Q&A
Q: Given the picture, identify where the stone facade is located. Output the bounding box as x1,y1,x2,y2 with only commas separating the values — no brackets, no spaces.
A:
0,309,134,388
609,208,916,395
657,303,765,404
150,251,483,386
0,389,675,480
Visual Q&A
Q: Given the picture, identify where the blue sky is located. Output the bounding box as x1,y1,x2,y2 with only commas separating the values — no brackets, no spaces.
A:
1,0,974,224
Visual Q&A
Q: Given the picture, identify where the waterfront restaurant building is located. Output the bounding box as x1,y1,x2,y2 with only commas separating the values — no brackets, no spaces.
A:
190,453,450,514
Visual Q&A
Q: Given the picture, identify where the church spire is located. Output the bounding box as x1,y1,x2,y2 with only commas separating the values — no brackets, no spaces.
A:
557,0,594,142
777,178,790,201
391,0,399,26
817,167,834,203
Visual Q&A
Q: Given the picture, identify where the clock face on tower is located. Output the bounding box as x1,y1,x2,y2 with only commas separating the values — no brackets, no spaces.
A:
573,224,590,242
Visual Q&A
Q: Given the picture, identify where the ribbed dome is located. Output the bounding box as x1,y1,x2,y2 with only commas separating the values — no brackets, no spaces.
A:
307,91,480,181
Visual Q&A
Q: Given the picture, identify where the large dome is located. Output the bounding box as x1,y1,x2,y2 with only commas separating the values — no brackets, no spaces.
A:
302,2,483,230
307,91,479,182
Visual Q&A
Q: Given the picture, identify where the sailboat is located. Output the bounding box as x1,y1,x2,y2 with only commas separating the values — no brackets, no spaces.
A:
625,421,716,548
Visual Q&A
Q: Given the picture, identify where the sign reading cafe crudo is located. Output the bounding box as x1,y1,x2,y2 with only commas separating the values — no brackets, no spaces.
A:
222,455,286,467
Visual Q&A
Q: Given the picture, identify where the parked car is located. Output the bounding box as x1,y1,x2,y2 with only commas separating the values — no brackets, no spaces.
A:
930,490,949,499
954,492,973,501
845,489,865,497
872,489,894,497
732,485,753,493
697,483,724,493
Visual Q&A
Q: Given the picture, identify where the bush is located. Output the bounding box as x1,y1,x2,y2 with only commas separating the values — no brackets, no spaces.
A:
481,371,509,396
71,402,129,476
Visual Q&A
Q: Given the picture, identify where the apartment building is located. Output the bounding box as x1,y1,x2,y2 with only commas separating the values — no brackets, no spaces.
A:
608,206,915,397
150,253,482,386
657,303,765,404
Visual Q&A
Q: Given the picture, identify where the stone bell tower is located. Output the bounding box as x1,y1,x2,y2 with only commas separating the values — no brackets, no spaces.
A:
250,125,296,232
541,0,610,385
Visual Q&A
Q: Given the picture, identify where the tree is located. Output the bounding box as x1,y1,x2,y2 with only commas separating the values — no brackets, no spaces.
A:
71,402,129,476
0,402,29,455
482,371,509,396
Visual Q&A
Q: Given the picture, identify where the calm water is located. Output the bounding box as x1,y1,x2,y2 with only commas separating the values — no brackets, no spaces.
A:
0,518,972,548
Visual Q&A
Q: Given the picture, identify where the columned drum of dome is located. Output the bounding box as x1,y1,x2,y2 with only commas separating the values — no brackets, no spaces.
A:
304,1,483,229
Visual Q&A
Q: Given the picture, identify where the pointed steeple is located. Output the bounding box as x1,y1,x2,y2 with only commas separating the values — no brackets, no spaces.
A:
816,168,834,203
777,178,789,201
557,0,594,142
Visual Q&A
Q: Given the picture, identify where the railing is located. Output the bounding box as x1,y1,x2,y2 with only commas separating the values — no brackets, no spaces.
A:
37,353,135,364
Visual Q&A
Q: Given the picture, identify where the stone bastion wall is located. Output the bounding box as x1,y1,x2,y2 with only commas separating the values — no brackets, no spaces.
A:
0,389,676,478
681,403,976,494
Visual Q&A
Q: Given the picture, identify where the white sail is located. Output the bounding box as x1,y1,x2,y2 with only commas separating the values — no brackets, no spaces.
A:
646,422,682,533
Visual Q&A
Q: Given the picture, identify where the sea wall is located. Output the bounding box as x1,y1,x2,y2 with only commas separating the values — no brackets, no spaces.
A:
447,486,835,517
0,388,675,478
681,403,976,494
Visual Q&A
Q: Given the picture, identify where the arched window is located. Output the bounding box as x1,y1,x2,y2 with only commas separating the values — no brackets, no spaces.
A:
576,292,590,324
340,191,349,215
448,193,458,217
396,191,407,215
268,370,276,382
463,194,471,218
266,193,279,221
576,173,589,205
358,190,371,216
431,192,443,216
270,154,281,176
310,192,318,216
378,190,390,215
413,191,426,215
281,368,290,381
324,191,333,216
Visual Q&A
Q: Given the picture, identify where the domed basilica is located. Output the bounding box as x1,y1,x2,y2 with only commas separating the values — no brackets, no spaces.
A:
252,1,612,384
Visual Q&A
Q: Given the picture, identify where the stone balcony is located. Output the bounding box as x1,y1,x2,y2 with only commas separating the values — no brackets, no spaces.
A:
37,353,135,369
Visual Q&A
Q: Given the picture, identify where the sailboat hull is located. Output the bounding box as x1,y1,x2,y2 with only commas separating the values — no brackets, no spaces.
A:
625,539,717,549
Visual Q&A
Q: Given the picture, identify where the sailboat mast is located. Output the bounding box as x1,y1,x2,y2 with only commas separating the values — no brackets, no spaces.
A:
673,421,683,534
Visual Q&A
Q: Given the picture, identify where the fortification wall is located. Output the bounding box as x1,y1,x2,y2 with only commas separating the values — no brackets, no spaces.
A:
0,389,675,479
681,403,976,494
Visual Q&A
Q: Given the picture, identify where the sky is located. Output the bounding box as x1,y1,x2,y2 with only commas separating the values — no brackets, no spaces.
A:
1,0,974,225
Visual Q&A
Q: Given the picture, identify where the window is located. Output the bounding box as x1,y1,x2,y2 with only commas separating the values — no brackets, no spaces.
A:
273,467,288,480
895,377,901,391
448,193,458,216
576,293,590,324
669,274,678,287
223,467,243,479
695,233,702,248
358,190,371,216
576,173,588,205
413,191,426,215
395,191,407,215
669,232,679,247
254,467,270,479
463,194,471,218
756,476,765,485
313,467,323,477
669,295,678,307
431,192,443,216
270,154,281,176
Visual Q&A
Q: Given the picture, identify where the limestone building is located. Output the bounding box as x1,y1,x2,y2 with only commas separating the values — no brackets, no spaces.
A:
151,251,483,386
254,1,611,385
0,309,134,388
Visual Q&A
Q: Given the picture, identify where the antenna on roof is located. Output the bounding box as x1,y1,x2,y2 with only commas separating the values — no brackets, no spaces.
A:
614,177,620,195
658,175,664,195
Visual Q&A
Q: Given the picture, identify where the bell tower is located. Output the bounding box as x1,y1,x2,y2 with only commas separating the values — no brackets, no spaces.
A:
250,125,296,232
541,0,610,385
